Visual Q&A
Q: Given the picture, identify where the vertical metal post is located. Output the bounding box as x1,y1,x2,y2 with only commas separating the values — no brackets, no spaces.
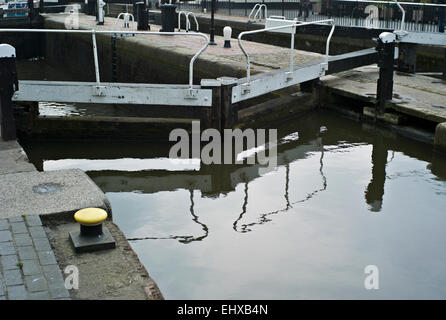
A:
244,0,247,17
228,0,231,16
0,44,18,141
209,0,216,45
91,31,101,85
218,77,238,129
97,0,104,25
376,33,395,114
289,32,295,75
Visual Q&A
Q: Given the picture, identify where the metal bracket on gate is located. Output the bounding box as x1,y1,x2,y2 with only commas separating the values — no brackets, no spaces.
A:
241,83,251,95
93,85,106,96
185,88,199,99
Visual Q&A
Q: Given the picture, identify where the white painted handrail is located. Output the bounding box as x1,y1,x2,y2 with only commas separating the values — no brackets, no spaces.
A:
238,19,335,83
253,4,267,21
394,0,406,31
248,4,261,22
248,4,267,23
113,12,136,32
186,12,199,32
0,29,209,89
178,11,187,32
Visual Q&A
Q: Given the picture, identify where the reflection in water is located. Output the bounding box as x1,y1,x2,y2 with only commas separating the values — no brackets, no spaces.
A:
365,134,388,212
233,136,328,233
127,189,209,243
21,110,446,299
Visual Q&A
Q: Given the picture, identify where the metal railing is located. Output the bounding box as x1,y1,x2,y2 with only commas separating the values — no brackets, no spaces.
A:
0,28,209,89
238,18,335,83
177,0,446,33
113,12,136,33
248,3,268,22
178,11,200,32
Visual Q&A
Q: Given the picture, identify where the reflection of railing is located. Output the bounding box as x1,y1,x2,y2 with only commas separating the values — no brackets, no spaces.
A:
233,138,327,234
128,189,209,244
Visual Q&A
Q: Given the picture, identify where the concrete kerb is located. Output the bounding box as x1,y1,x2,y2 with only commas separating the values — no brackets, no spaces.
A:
434,122,446,153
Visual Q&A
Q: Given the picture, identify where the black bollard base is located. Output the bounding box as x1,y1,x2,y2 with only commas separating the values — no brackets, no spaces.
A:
70,226,116,253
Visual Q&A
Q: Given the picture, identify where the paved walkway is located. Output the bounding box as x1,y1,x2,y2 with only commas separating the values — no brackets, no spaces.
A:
321,65,446,124
0,215,70,300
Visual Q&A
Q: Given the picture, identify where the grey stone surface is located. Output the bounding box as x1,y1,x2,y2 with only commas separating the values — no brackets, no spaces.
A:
42,265,64,284
25,275,48,293
29,226,47,239
22,260,41,276
0,140,35,176
33,238,52,252
0,219,8,230
8,216,24,223
4,269,23,286
28,291,50,300
14,233,33,247
0,216,70,300
1,254,19,270
11,222,27,234
38,251,57,266
25,215,42,227
0,169,111,219
435,122,446,152
0,242,16,255
0,230,12,242
7,285,27,300
49,283,70,299
17,246,38,261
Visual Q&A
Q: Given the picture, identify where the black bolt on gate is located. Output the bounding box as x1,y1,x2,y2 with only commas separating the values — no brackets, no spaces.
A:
376,32,396,115
0,44,19,141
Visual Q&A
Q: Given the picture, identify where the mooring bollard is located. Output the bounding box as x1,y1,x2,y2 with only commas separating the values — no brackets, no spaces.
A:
97,0,105,25
376,32,396,115
0,44,18,141
136,2,149,31
160,3,176,32
87,0,96,16
69,208,116,253
223,26,232,48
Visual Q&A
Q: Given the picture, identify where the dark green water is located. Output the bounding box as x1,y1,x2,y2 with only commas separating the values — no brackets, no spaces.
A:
16,58,446,299
22,109,446,299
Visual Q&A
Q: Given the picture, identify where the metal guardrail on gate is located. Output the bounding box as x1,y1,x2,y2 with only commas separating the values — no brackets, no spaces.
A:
0,28,212,106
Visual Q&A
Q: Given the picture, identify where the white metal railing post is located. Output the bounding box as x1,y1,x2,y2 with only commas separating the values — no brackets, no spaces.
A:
289,30,295,76
91,30,101,85
248,4,261,22
186,12,199,32
394,0,405,31
178,11,187,32
325,21,335,66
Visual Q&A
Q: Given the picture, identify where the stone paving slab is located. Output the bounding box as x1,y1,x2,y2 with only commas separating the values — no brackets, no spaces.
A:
321,65,446,124
0,169,111,219
0,215,70,300
0,140,36,176
44,13,322,77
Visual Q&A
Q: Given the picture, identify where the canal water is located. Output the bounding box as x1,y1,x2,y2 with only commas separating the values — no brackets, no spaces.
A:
18,59,446,299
